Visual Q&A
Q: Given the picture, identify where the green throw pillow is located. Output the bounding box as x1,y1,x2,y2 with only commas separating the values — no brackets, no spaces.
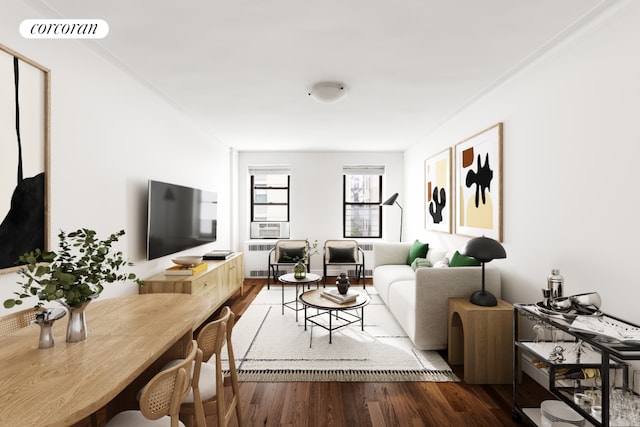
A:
406,240,429,265
449,250,481,267
411,257,432,271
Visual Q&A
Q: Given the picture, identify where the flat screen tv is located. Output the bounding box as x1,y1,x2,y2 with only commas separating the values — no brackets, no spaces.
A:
146,180,217,260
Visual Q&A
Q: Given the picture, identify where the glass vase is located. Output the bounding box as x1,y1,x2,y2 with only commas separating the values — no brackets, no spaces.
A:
294,261,307,279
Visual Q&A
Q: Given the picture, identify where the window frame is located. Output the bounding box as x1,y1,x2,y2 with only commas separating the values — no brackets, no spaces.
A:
250,174,290,223
342,174,383,238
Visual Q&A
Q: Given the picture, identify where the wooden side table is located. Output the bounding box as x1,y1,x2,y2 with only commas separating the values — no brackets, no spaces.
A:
448,297,513,384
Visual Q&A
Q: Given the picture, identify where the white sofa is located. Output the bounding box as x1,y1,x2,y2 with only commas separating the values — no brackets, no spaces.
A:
373,242,501,350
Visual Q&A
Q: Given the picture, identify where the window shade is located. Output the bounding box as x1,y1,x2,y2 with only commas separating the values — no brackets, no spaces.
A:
342,165,385,175
248,165,291,175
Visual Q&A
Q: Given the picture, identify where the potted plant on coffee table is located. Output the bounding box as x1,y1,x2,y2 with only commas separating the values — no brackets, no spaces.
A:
3,228,141,342
288,239,319,279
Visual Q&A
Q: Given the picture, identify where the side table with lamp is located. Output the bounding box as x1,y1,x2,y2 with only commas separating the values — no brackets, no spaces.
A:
447,235,512,384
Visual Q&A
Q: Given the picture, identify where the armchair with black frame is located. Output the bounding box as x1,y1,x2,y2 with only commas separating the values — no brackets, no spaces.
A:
322,240,365,288
267,239,311,289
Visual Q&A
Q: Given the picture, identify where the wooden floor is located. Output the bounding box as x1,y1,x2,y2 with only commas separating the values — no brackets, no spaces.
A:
205,279,551,427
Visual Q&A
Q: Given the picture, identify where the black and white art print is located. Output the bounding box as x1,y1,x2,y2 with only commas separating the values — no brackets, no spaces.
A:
0,44,50,272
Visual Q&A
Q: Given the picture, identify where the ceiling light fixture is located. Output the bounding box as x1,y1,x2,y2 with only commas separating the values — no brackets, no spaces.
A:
308,81,348,104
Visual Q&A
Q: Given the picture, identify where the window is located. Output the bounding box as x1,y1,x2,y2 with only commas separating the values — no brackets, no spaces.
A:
251,174,289,222
249,165,291,238
343,165,383,238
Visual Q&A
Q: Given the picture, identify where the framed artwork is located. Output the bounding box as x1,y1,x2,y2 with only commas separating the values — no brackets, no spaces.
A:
424,147,452,233
454,123,503,241
0,44,50,273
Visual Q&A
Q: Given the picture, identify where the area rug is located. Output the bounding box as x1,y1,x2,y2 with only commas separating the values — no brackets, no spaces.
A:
222,286,459,382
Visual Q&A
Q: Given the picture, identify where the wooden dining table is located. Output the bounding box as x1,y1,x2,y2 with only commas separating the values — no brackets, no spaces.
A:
0,293,212,427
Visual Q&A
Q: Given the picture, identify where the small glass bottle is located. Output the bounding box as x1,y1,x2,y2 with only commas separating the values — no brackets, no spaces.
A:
548,269,564,299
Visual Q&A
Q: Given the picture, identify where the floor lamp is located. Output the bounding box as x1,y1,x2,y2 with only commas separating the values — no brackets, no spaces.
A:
382,193,403,241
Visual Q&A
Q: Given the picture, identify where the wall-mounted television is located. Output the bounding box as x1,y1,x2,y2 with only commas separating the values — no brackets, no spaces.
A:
146,180,217,260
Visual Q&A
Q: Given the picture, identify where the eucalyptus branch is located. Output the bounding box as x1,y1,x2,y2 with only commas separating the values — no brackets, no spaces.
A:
4,228,142,310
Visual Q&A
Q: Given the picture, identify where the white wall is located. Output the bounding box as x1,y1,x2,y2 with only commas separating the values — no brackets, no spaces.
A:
237,151,404,274
0,2,232,309
404,1,640,321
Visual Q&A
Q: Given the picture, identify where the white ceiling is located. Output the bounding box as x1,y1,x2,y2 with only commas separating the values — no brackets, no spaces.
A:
35,0,610,152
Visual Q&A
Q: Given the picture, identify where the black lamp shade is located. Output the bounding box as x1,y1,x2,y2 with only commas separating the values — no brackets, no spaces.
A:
461,236,506,307
461,236,506,263
382,193,399,206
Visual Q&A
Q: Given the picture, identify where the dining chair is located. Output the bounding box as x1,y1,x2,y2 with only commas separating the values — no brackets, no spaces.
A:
180,306,243,427
106,340,200,427
0,307,39,336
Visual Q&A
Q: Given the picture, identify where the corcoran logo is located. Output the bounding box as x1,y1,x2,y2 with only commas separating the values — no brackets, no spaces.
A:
20,19,109,39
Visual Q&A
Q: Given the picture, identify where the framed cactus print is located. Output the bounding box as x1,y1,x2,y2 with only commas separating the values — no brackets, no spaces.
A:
424,148,452,233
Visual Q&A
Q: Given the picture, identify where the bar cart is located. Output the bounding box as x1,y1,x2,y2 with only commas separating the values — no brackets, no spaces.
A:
513,303,640,426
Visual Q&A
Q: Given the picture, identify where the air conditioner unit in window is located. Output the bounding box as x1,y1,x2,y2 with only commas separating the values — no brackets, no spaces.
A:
250,222,290,239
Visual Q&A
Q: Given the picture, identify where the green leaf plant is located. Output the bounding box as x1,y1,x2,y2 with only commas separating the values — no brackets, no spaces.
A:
4,228,142,310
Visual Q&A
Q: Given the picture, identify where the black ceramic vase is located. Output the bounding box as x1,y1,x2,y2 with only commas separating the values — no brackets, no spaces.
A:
336,273,350,295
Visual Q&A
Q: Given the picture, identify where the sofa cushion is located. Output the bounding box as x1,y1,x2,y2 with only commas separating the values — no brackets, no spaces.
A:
406,240,429,265
387,280,417,341
449,250,481,267
426,249,447,265
328,247,356,263
432,257,449,268
372,264,415,304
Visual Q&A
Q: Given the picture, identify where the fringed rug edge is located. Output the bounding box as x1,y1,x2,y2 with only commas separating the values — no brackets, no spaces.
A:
226,369,460,382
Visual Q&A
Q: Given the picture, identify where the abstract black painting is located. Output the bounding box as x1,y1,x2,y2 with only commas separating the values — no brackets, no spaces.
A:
0,44,50,272
454,123,503,241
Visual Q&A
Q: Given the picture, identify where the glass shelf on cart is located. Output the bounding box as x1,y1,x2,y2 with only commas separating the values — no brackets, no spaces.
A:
519,341,622,366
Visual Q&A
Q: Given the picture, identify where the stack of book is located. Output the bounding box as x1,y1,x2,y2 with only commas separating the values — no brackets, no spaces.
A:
321,289,358,304
165,263,208,276
203,250,234,260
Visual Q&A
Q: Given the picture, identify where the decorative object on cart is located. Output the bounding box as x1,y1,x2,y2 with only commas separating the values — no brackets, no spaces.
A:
3,228,141,342
33,307,66,349
541,400,586,426
381,193,403,241
548,269,564,299
336,272,350,295
536,292,602,318
460,235,506,306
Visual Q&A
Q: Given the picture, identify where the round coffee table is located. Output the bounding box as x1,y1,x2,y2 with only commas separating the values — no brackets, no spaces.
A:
299,288,371,343
278,273,322,321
